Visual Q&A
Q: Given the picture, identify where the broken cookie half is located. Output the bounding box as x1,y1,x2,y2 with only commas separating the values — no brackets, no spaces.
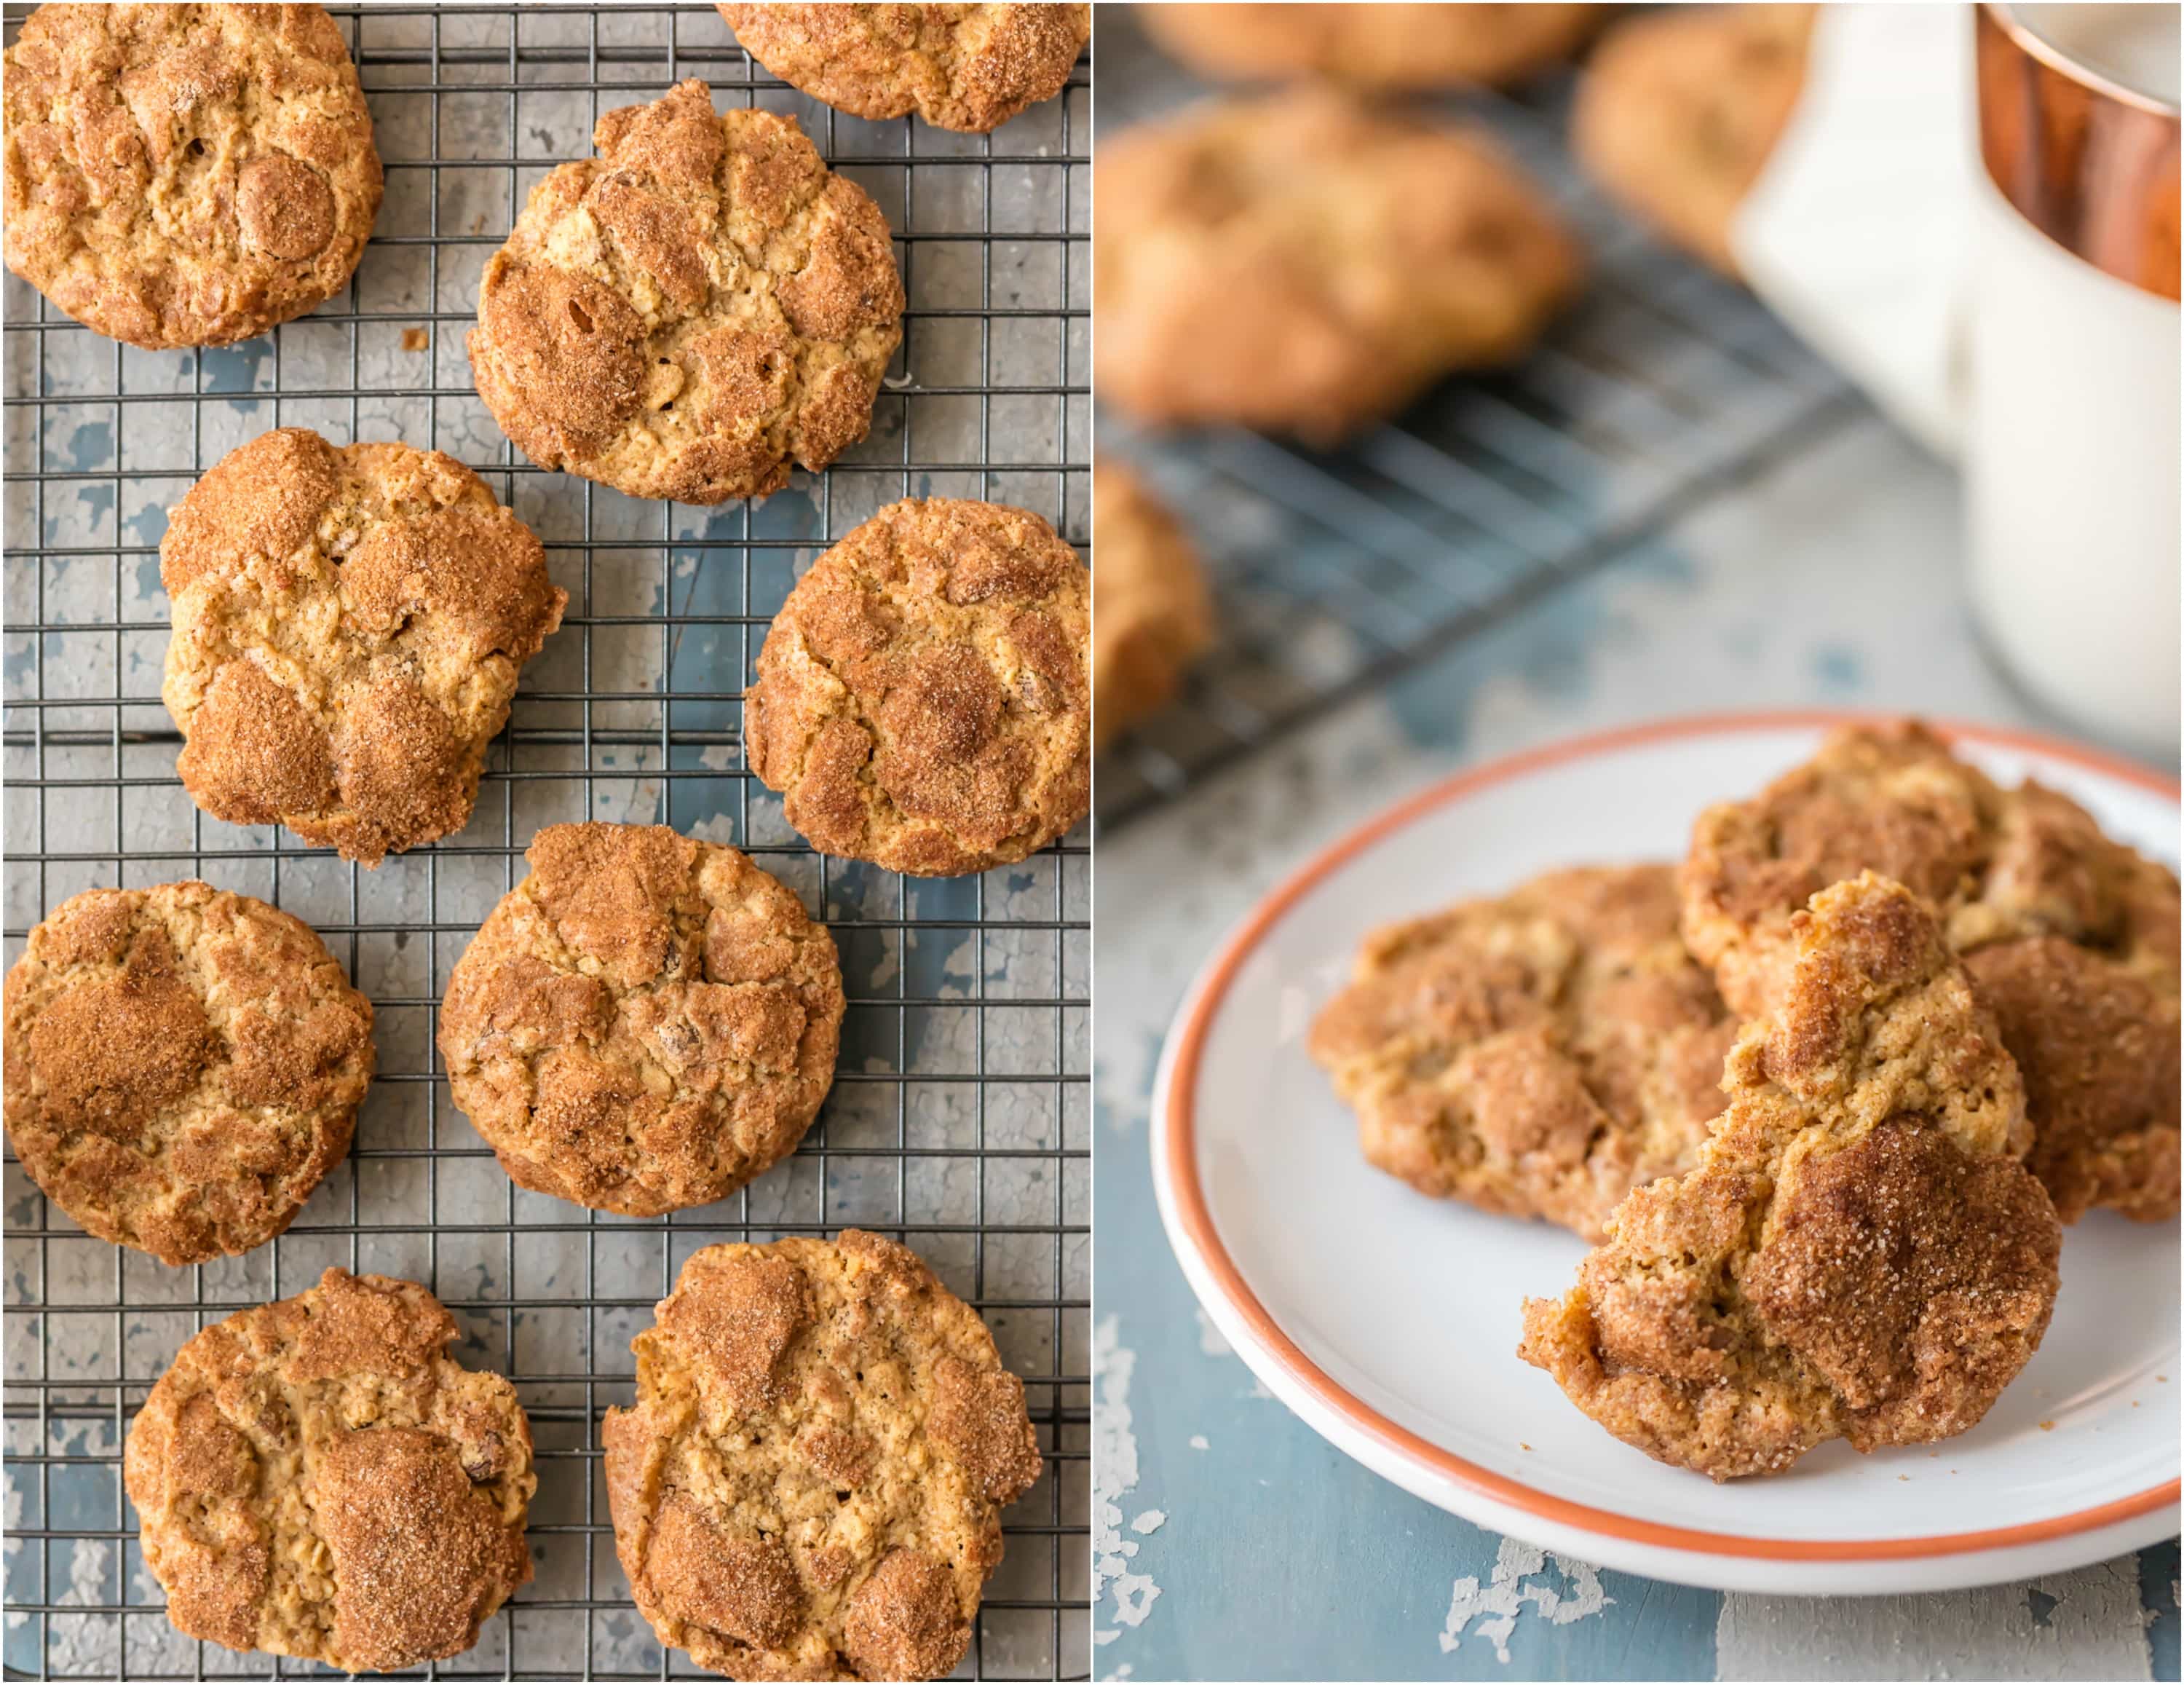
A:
1519,871,2061,1480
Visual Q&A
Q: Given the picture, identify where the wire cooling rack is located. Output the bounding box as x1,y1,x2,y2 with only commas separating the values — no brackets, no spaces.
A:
1093,10,1867,827
1,6,1088,1678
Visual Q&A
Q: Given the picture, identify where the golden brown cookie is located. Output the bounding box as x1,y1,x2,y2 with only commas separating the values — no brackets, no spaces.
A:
1095,90,1582,443
1520,873,2062,1480
159,428,566,866
745,498,1091,875
1310,865,1737,1241
124,1268,535,1672
604,1230,1042,1681
720,3,1089,133
438,823,844,1216
1093,461,1213,749
1572,4,1815,277
2,2,382,348
1142,3,1597,90
467,79,903,504
2,882,372,1266
1682,719,2181,1222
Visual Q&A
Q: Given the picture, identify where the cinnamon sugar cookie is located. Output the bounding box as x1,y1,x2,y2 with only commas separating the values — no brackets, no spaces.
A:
1092,462,1213,749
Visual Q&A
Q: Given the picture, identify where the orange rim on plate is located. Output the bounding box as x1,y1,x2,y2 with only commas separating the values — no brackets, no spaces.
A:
1161,709,2183,1562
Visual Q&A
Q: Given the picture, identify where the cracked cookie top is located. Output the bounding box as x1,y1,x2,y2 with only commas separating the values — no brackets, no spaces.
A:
604,1231,1041,1681
159,427,567,865
744,498,1091,876
3,880,373,1266
467,79,904,504
124,1268,534,1672
1521,872,2061,1480
3,2,382,348
1091,461,1212,749
1310,864,1738,1241
1682,719,2180,1221
1143,3,1597,90
438,823,844,1216
719,4,1088,133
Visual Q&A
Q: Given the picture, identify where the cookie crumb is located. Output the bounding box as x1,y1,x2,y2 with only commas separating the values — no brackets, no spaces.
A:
2040,1420,2057,1431
402,328,429,352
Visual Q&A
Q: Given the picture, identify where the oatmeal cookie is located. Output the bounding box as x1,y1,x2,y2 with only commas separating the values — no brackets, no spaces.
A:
1572,4,1815,277
604,1230,1041,1681
160,428,566,865
1142,3,1597,91
1682,719,2181,1222
745,498,1091,875
1521,873,2062,1480
3,881,372,1266
720,4,1088,133
438,823,844,1216
1310,865,1737,1241
125,1267,534,1672
1093,462,1212,749
1095,90,1582,443
467,79,903,504
3,3,382,349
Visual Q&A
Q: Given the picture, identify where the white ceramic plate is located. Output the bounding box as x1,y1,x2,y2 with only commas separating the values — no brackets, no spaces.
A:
1151,713,2181,1595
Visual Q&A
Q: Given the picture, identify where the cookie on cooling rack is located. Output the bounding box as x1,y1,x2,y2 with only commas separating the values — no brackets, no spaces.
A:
1522,874,2060,1480
438,823,844,1216
2,1,382,349
1572,4,1815,277
126,1267,534,1671
1682,719,2181,1223
1095,90,1582,444
1310,864,1737,1241
744,498,1091,876
1093,461,1213,749
159,427,566,865
719,3,1088,133
1142,2,1597,90
2,881,373,1266
468,79,904,504
604,1230,1042,1681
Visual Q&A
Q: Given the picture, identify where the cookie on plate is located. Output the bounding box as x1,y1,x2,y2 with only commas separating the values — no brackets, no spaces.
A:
125,1267,534,1672
1096,90,1581,443
604,1230,1042,1681
3,2,382,348
1681,719,2181,1222
3,881,372,1266
1309,864,1737,1241
720,3,1088,133
469,79,903,504
438,823,844,1216
1521,873,2061,1480
1572,4,1815,277
1142,3,1597,90
745,498,1091,875
1093,461,1213,749
160,428,566,864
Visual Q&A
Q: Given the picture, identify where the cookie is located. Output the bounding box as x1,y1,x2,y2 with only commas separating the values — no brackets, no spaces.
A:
1309,865,1737,1241
1681,719,2181,1222
1092,462,1213,749
160,428,566,865
1095,90,1582,443
125,1267,534,1672
1520,873,2061,1480
438,823,844,1216
1142,3,1597,90
720,3,1088,133
1572,4,1814,277
468,79,903,504
3,2,381,349
745,498,1091,875
2,882,372,1266
604,1230,1042,1681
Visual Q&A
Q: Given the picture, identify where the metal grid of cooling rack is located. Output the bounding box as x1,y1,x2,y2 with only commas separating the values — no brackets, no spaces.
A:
1093,10,1867,828
1,6,1088,1679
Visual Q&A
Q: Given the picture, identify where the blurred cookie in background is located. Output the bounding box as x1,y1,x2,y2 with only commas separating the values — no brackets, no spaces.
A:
1141,3,1597,92
1093,462,1214,749
1096,89,1582,443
